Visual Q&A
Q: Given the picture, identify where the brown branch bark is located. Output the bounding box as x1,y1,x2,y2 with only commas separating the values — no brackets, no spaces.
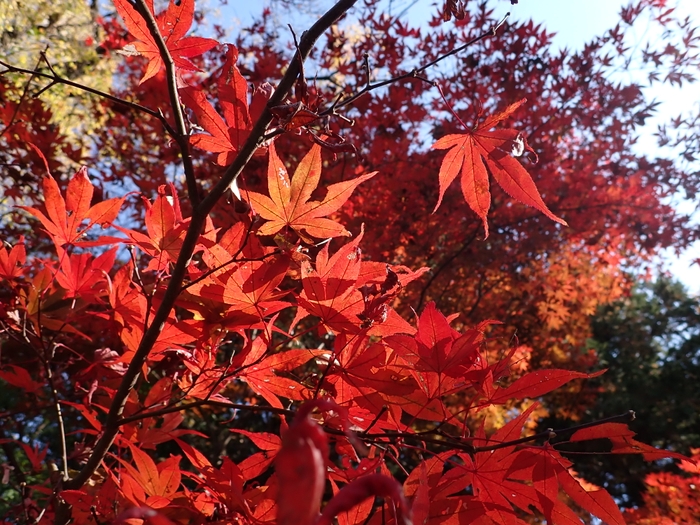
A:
131,0,200,206
0,59,177,137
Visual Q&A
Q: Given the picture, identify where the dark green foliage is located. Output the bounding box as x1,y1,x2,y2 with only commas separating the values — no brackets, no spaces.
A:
542,277,700,506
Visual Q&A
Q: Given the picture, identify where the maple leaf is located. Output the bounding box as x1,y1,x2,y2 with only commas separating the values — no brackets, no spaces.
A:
570,422,689,462
461,404,544,523
326,335,418,428
193,254,291,322
113,444,182,508
183,45,252,165
488,368,607,405
176,438,252,518
432,98,567,237
55,247,117,300
297,229,425,337
239,348,325,408
231,429,282,479
0,365,44,394
18,168,125,250
0,237,25,281
115,184,189,272
113,0,218,84
246,143,376,241
384,303,500,419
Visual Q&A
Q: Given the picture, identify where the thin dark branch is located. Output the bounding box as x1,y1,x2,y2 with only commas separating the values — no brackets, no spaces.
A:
416,12,510,74
131,0,200,206
117,399,292,426
417,226,480,310
0,59,177,137
0,427,27,486
475,410,636,453
260,14,509,143
329,14,510,115
0,54,42,140
42,349,69,481
321,410,636,455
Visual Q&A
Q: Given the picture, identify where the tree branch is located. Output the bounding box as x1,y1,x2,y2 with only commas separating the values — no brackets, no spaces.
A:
260,14,510,143
329,13,510,115
0,59,177,137
117,399,292,427
320,410,636,455
131,0,200,206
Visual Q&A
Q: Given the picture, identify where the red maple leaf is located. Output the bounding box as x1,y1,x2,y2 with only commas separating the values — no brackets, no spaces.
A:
432,98,567,237
231,429,282,479
193,254,291,321
19,167,124,250
183,45,252,166
325,334,417,429
488,368,606,405
509,444,627,525
239,348,324,408
570,422,690,462
113,0,218,84
465,404,543,521
113,443,182,508
55,247,118,300
246,143,376,241
385,302,494,417
0,237,25,281
115,184,189,272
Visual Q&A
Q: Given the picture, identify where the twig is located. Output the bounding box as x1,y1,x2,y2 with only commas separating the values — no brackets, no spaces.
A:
417,226,480,310
321,410,636,455
415,12,510,74
259,13,509,143
328,13,511,116
131,0,200,206
0,54,43,140
117,399,292,427
0,59,177,137
474,410,636,453
0,426,28,485
42,345,69,481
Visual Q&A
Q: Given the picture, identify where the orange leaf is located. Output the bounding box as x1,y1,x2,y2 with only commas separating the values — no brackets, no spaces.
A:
246,143,376,241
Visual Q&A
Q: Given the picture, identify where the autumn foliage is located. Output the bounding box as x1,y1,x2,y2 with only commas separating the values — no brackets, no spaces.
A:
0,0,698,524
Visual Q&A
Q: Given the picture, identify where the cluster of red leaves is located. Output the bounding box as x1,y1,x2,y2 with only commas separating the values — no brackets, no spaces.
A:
623,448,700,524
0,150,689,525
0,0,697,525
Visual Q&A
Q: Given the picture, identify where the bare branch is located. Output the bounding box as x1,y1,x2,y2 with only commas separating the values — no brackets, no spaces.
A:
0,59,177,137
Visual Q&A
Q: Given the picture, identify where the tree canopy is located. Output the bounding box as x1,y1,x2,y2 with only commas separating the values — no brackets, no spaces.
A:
0,0,698,524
